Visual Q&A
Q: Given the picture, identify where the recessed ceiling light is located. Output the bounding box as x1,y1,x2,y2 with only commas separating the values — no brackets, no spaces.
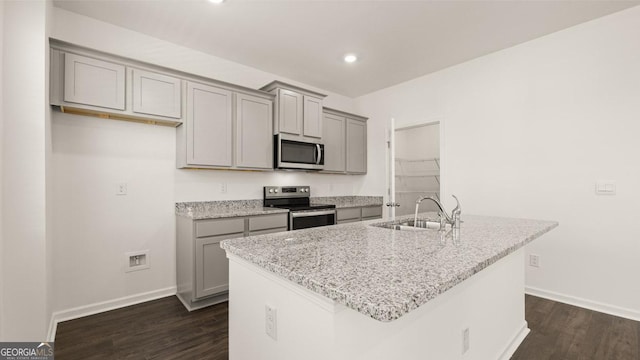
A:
208,0,225,4
344,54,358,63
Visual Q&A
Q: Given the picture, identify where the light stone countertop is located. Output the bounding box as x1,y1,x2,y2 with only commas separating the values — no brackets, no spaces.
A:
175,200,288,220
176,196,384,219
311,196,383,208
220,213,558,322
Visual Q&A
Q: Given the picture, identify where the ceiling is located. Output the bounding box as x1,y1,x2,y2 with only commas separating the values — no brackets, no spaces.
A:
53,0,639,98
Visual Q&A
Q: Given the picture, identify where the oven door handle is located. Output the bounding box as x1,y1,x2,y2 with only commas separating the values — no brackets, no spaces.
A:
291,210,336,218
316,144,322,165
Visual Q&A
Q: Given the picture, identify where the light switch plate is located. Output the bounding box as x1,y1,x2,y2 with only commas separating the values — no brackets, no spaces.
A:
595,181,616,195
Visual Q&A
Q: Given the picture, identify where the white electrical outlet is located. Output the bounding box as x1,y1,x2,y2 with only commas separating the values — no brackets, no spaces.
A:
125,250,150,272
265,305,277,340
529,254,540,268
221,183,228,194
116,183,128,195
462,327,470,354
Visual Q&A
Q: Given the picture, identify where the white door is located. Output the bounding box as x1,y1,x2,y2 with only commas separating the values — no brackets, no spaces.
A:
387,119,441,219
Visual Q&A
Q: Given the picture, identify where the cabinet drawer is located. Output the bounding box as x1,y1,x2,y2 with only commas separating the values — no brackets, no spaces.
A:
196,218,245,238
337,219,360,225
361,206,382,219
249,213,288,231
248,227,288,236
337,208,361,221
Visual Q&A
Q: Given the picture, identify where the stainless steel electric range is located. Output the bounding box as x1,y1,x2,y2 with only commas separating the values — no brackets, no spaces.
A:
264,186,336,230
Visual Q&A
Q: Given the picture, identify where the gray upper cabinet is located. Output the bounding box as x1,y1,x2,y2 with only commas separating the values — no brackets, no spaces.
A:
63,52,126,110
51,42,183,126
185,82,233,167
131,68,181,119
303,96,323,138
346,118,367,174
261,81,327,141
177,82,274,170
323,107,368,174
322,112,346,172
235,93,273,169
277,89,303,135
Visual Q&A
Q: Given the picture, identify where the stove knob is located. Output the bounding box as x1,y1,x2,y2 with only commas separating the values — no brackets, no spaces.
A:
274,189,279,193
269,189,274,193
305,188,310,193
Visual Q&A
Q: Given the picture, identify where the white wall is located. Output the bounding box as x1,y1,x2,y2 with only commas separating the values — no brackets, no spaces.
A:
1,0,50,340
49,8,369,316
356,6,640,319
44,0,55,339
0,0,5,340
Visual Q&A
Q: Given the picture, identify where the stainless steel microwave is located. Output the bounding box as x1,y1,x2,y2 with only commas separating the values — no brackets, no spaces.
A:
274,134,324,170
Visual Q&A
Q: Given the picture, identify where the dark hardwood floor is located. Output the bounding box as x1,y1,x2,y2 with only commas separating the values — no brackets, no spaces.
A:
512,295,639,360
55,294,639,360
54,296,228,360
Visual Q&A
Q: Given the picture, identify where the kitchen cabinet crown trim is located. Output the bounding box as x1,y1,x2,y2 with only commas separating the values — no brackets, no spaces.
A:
322,106,368,122
260,80,327,99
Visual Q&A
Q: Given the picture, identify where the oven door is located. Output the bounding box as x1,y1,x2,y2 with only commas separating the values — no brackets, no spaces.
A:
290,210,336,230
276,134,324,170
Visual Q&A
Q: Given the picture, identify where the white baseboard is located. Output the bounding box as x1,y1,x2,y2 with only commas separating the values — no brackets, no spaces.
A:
498,321,530,360
525,286,640,321
47,286,176,342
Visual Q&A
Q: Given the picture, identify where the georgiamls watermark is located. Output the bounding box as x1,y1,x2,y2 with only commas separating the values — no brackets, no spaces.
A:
0,342,54,360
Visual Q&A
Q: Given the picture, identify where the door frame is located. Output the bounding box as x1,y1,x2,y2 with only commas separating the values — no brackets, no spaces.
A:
385,118,445,220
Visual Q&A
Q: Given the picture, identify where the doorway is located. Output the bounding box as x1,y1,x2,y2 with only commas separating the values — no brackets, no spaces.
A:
387,121,441,218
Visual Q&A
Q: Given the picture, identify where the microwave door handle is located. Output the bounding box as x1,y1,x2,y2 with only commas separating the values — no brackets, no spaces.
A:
316,144,322,165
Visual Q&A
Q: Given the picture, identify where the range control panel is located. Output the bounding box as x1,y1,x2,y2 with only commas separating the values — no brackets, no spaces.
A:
264,186,311,199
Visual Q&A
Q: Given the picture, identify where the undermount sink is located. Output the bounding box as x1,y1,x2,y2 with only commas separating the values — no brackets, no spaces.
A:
372,219,446,231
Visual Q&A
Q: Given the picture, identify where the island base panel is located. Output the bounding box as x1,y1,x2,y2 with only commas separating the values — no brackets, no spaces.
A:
228,248,528,360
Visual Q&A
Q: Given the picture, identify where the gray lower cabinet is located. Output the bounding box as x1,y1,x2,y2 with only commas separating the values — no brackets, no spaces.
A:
195,233,237,298
322,108,368,174
361,205,383,220
336,205,382,224
177,212,287,311
235,93,273,169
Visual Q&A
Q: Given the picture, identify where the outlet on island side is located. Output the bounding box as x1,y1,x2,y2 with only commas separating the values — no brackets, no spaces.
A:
529,254,540,268
265,305,277,340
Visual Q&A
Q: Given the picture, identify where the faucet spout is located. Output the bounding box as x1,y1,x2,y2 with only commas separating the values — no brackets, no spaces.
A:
414,195,462,245
415,196,452,224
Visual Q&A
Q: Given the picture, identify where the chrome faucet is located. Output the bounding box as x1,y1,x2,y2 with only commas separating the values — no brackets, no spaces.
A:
414,195,462,243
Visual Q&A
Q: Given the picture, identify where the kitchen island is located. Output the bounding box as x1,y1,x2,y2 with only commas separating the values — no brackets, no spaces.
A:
220,214,557,360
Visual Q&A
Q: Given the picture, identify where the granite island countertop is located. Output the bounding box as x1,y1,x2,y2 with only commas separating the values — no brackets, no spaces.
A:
220,213,558,322
176,196,383,219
